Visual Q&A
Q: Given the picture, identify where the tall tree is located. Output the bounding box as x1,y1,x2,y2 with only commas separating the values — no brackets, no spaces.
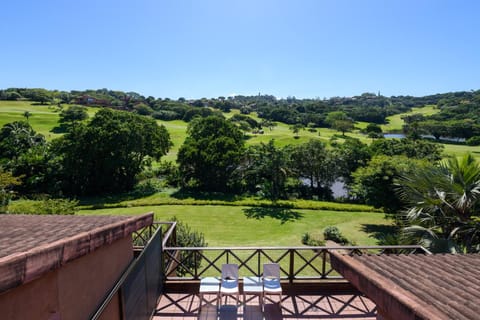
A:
55,108,171,195
288,139,336,198
0,121,46,162
245,140,289,201
177,116,245,192
325,111,354,135
332,138,371,184
59,105,89,126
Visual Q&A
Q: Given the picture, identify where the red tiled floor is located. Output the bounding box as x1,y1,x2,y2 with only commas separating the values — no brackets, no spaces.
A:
154,293,376,319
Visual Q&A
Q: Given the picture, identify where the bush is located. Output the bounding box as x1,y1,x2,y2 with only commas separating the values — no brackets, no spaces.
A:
323,226,349,245
130,178,163,197
8,198,78,215
169,216,207,276
467,136,480,146
301,232,325,246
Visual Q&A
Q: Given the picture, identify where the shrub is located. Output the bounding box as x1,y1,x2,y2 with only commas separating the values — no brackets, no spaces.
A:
130,178,163,197
169,216,207,276
301,232,325,246
8,198,78,215
323,226,349,245
466,136,480,146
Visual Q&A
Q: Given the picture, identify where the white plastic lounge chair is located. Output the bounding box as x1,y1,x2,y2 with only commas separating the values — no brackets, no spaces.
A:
263,263,282,307
220,264,240,305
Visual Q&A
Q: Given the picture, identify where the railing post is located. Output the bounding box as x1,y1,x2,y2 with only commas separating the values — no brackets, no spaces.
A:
194,250,198,279
257,249,261,276
321,249,327,279
289,249,294,284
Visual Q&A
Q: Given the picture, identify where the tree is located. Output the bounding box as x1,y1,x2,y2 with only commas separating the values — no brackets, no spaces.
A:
59,105,89,128
23,111,31,122
325,111,354,135
28,88,52,104
177,116,245,192
0,169,21,213
370,138,443,161
289,123,304,138
260,119,277,131
288,139,336,198
244,140,289,201
133,102,154,115
332,138,371,184
0,121,46,161
350,156,429,213
398,154,480,253
55,108,171,195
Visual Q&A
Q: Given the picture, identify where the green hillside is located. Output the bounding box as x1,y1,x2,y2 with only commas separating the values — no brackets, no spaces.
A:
1,101,478,161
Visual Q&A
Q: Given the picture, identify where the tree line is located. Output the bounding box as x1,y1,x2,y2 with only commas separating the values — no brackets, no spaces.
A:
1,88,479,253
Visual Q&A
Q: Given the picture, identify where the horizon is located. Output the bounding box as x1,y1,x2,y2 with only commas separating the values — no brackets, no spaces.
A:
3,86,480,101
2,0,480,99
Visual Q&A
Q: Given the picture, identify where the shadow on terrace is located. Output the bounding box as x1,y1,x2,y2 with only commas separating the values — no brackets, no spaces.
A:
90,221,429,320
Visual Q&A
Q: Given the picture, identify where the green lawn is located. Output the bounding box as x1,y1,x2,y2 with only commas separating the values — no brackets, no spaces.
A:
0,100,98,141
79,205,391,247
2,100,478,161
381,105,439,132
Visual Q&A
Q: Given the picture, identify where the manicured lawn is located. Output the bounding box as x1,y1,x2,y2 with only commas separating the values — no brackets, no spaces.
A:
0,100,97,140
381,105,439,132
2,100,478,161
79,205,391,246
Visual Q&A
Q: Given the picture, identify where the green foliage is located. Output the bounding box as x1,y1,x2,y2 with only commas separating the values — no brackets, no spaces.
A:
365,123,382,134
323,226,349,245
301,232,325,246
177,116,245,192
0,121,46,161
8,198,78,215
398,154,480,253
332,138,371,184
169,216,207,276
133,103,154,115
130,179,164,197
288,139,336,199
466,136,480,146
325,111,354,135
55,108,172,195
0,169,21,213
370,138,444,161
245,140,290,200
59,105,89,125
351,155,430,213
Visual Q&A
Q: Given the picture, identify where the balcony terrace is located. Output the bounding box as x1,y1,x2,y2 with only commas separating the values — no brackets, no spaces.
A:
93,221,455,320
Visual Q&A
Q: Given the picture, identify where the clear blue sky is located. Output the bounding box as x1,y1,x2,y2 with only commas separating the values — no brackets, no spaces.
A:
1,0,479,99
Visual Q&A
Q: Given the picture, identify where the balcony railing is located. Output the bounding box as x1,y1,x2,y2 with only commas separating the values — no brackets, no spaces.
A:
162,245,429,283
92,221,429,320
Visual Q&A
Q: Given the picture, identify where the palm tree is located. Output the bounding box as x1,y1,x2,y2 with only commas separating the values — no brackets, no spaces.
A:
397,154,480,253
23,111,31,122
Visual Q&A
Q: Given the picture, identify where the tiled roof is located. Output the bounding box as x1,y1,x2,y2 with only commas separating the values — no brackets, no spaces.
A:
330,252,480,320
0,213,153,294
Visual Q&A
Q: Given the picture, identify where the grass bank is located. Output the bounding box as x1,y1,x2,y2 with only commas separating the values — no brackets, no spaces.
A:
79,205,391,246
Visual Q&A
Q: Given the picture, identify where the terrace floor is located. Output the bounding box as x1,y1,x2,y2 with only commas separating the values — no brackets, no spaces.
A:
154,293,377,319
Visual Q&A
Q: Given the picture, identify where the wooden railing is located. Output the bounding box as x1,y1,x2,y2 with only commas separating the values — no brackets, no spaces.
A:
162,245,429,282
132,221,430,284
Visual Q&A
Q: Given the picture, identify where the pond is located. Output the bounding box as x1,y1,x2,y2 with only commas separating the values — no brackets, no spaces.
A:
383,133,465,142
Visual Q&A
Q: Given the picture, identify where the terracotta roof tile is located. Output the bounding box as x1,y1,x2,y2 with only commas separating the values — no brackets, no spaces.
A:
330,252,480,320
0,213,153,294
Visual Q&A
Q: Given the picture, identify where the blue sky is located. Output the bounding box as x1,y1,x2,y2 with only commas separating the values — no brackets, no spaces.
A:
1,0,479,99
